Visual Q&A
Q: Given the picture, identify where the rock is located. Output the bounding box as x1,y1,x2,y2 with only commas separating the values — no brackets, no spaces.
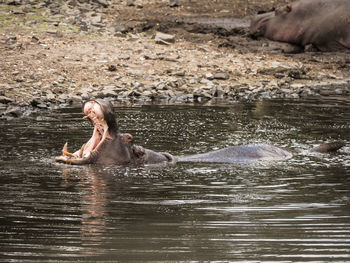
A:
205,72,214,80
214,87,226,97
2,106,22,118
114,24,128,34
92,0,109,8
288,68,305,79
119,54,130,60
213,72,229,80
172,70,186,76
31,35,39,43
0,96,14,104
31,98,47,108
7,0,22,6
107,65,117,71
5,36,17,45
47,29,58,35
169,0,181,7
126,0,135,6
155,32,175,45
90,14,102,24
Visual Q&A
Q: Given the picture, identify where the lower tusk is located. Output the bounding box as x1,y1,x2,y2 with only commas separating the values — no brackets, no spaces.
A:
83,115,89,119
62,150,75,157
62,142,75,157
77,143,86,158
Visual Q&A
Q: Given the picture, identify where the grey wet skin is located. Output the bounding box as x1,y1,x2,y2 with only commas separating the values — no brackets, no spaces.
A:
54,99,174,165
54,99,345,165
250,0,350,52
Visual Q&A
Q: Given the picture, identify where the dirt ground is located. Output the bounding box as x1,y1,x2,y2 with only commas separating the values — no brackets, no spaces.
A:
0,0,349,117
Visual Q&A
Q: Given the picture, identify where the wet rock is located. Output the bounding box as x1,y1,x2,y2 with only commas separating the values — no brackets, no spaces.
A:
2,106,22,118
31,98,47,109
155,32,175,45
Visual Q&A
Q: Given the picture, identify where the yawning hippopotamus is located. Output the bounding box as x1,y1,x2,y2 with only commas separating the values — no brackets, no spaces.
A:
54,99,175,165
54,99,344,165
250,0,350,51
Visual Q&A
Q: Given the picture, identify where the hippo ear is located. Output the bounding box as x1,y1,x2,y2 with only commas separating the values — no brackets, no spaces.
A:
123,133,134,144
286,4,292,13
132,146,146,158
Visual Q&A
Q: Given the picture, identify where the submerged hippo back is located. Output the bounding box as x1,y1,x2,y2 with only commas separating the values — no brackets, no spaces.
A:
179,144,293,163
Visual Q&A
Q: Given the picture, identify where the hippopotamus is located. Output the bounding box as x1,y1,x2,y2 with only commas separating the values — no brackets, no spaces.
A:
250,0,350,52
54,99,345,165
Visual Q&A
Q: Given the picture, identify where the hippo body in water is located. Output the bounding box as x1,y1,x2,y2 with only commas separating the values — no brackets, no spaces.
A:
55,99,344,165
250,0,350,52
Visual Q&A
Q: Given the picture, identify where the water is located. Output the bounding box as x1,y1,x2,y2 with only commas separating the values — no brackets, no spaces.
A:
0,98,349,262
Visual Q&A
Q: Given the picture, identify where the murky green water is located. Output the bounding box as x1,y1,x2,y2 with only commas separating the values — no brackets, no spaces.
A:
0,99,349,262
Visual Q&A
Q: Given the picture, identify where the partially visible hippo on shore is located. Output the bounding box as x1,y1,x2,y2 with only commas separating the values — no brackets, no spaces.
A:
54,99,345,165
250,0,350,52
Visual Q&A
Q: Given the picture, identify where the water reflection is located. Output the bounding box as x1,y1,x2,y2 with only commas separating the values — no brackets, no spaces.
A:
61,167,108,251
0,99,349,262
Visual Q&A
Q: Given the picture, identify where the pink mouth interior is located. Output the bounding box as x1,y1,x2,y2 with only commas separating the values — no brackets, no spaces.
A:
82,101,109,157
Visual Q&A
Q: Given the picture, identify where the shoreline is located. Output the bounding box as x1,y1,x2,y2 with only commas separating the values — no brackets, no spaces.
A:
1,0,349,118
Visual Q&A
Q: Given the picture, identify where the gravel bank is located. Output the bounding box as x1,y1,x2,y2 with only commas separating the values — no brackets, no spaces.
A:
1,0,349,118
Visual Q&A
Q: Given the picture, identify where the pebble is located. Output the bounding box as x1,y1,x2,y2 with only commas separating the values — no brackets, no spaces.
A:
155,32,175,45
213,72,230,80
0,96,14,104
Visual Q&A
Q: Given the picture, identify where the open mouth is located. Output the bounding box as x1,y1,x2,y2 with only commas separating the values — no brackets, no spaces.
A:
57,100,111,162
80,100,111,157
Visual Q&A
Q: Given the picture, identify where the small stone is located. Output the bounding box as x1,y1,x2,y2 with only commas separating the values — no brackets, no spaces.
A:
108,65,117,71
0,96,14,104
155,32,175,45
3,107,22,118
205,72,214,80
5,37,17,45
213,72,229,80
93,0,109,8
90,14,102,24
119,55,130,60
169,0,181,7
126,0,135,6
31,35,39,43
114,24,128,34
172,70,185,76
46,30,58,34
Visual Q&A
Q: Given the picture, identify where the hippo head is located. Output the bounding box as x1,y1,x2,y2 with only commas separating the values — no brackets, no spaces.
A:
250,4,292,37
55,99,133,165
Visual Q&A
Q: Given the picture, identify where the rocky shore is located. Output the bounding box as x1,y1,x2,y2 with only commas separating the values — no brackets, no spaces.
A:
1,0,349,118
